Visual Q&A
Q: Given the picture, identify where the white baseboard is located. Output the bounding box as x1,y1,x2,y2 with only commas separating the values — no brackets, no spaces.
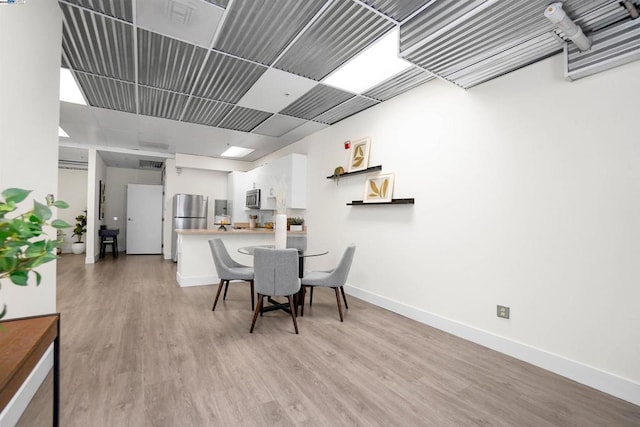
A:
345,285,640,406
0,344,53,426
176,272,216,287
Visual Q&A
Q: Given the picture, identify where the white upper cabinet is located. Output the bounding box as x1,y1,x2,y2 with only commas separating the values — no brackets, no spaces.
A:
239,153,307,211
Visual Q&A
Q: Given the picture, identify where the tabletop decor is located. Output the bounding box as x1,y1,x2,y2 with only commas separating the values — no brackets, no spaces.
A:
363,172,395,203
274,189,287,249
0,188,70,319
348,136,371,173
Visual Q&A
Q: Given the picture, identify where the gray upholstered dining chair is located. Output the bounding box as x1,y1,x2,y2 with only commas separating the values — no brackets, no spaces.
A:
300,245,356,322
250,247,301,334
209,239,254,311
286,235,307,251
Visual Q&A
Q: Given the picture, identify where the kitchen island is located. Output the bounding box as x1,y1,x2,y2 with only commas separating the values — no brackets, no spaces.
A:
176,228,306,287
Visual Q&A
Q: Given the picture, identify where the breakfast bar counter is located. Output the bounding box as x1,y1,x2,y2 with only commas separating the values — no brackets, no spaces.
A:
176,228,306,287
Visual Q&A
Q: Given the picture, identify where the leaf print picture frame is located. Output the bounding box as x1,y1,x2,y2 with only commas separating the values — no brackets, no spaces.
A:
348,137,371,173
363,172,394,203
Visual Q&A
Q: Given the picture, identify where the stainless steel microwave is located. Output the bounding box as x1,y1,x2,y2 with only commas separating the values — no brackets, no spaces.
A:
246,189,261,209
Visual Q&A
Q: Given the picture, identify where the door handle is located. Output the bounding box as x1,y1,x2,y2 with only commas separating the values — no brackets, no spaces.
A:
128,218,133,221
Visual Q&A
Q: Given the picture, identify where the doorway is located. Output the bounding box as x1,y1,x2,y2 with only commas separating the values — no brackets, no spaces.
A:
126,184,163,254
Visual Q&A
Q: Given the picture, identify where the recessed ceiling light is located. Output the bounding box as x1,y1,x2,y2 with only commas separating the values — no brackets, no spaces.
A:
323,28,412,94
59,68,87,105
221,146,254,158
58,126,69,138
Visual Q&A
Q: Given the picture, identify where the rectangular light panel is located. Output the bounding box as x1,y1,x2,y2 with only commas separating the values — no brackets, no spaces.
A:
323,28,412,94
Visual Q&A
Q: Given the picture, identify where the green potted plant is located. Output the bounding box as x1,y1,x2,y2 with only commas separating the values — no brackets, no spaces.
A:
71,211,87,254
289,217,304,232
0,188,70,319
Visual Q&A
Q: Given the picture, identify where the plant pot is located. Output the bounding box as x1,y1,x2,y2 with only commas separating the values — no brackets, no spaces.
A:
290,225,303,232
71,242,86,254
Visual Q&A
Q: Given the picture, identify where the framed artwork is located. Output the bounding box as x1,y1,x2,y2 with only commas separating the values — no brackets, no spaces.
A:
98,180,105,220
348,137,371,172
363,172,394,203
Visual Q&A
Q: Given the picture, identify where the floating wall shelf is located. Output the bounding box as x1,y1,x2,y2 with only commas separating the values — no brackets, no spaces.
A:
326,165,382,179
347,198,415,206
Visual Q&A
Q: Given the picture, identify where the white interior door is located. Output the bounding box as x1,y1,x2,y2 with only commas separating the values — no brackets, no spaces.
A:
126,184,163,254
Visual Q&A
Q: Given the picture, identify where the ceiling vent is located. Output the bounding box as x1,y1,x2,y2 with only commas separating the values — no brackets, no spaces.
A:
139,160,165,169
58,160,88,170
565,17,640,81
166,0,194,25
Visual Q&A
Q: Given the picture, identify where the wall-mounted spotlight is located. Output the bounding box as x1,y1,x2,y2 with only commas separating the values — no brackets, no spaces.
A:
544,2,592,51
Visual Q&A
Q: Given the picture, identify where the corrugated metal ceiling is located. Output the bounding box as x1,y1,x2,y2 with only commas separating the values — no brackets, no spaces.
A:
58,0,640,158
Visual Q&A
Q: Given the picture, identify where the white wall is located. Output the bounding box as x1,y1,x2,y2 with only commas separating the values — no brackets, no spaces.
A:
163,158,229,259
105,167,162,252
0,1,62,423
263,55,640,404
57,169,89,253
86,150,107,263
0,0,61,319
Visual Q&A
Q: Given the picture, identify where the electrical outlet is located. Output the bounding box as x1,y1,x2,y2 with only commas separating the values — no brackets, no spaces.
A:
497,305,510,319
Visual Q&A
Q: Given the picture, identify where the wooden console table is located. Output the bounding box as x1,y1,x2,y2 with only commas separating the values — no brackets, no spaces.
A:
0,314,60,426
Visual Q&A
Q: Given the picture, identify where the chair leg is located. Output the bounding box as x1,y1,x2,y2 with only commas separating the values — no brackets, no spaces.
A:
249,280,255,311
250,294,263,333
223,281,230,300
340,286,349,309
309,287,314,306
287,295,299,334
212,279,225,311
300,286,306,317
334,287,344,322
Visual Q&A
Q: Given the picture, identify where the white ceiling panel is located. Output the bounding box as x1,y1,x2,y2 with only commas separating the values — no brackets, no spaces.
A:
136,0,224,47
252,114,308,137
236,68,318,113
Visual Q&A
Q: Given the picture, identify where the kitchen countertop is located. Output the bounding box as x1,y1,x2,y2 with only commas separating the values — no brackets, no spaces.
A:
177,228,306,235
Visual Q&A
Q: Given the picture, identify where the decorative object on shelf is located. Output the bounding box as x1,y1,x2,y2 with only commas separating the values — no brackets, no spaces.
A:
364,172,395,203
0,188,70,319
331,166,345,184
289,217,304,232
275,214,287,249
347,198,415,206
326,165,382,179
348,136,371,173
71,210,87,254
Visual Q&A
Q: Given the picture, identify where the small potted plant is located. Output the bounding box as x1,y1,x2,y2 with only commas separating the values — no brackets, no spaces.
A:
71,211,87,254
0,188,70,318
289,217,304,232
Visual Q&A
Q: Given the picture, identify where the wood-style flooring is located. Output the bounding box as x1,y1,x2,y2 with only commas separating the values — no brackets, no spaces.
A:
18,254,640,426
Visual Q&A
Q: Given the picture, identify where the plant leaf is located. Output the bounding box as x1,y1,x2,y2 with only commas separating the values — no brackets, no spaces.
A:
0,255,18,272
352,157,363,168
10,270,29,286
0,304,6,319
34,270,42,286
52,200,69,209
25,240,46,257
33,201,52,221
381,179,388,198
2,188,30,204
51,219,72,228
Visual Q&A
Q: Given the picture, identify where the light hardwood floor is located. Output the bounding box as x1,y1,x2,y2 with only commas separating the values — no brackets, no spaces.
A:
18,254,640,426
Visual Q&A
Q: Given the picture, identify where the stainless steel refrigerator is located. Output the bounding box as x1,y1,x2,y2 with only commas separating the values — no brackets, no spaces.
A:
172,194,208,262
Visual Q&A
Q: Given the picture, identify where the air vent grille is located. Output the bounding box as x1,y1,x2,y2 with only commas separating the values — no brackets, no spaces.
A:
139,160,164,169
